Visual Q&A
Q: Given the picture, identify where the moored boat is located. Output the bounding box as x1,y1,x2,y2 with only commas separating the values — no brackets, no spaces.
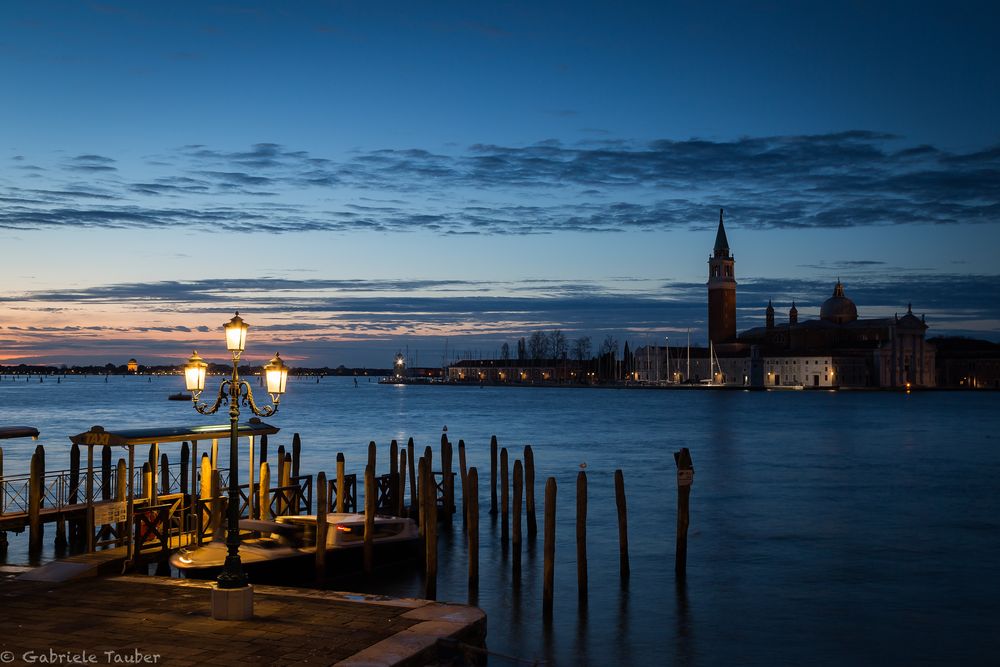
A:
170,513,419,583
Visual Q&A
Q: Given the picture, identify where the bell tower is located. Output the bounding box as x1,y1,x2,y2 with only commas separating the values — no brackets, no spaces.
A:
708,208,737,343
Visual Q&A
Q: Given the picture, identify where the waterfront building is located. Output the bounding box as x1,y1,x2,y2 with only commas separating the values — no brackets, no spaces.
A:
708,209,737,344
126,358,138,373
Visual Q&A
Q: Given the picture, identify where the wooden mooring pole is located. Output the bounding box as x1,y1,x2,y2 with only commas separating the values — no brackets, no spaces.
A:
543,477,556,620
335,453,346,513
292,433,302,478
259,462,271,521
390,439,399,516
512,459,523,578
424,453,438,600
489,435,498,515
315,471,327,582
467,466,479,598
441,434,454,518
28,450,42,557
364,464,375,574
458,440,468,524
407,437,417,515
615,469,630,579
577,470,588,604
674,448,694,577
524,445,537,539
500,447,509,543
398,449,407,517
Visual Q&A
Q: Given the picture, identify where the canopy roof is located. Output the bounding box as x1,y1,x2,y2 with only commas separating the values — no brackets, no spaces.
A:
0,426,40,440
69,419,278,447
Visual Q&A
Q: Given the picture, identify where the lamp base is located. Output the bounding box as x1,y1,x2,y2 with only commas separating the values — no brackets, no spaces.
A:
211,583,254,620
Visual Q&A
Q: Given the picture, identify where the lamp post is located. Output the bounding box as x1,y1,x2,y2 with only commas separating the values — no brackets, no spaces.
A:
184,312,288,610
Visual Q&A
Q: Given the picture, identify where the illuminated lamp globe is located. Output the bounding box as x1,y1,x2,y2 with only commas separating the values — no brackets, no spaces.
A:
184,351,208,393
264,352,289,397
224,312,249,354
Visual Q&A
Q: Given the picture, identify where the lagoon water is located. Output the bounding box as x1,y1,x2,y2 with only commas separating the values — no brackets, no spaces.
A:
2,375,999,665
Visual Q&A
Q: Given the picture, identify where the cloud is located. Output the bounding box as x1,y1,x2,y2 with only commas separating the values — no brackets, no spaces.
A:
2,132,998,235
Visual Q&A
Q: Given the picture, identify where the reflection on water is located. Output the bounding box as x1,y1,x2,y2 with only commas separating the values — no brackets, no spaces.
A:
2,377,1000,665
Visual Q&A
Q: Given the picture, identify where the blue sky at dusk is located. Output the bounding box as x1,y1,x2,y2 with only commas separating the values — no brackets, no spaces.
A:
1,1,998,367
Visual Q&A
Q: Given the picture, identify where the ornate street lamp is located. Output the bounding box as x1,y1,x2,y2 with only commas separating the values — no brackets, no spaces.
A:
184,312,289,595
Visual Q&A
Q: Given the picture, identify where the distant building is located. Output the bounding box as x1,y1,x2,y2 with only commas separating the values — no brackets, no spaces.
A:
127,358,138,373
392,352,406,379
932,337,1000,388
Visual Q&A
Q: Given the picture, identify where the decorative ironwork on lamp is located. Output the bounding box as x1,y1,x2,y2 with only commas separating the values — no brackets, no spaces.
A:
182,311,289,589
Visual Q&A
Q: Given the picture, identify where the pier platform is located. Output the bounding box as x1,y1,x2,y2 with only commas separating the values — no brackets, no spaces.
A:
0,574,486,666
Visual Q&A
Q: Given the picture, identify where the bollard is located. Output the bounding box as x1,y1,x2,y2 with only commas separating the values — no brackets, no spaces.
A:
543,477,557,619
500,447,509,543
674,448,694,577
577,470,588,603
489,435,498,515
315,471,328,581
364,464,375,574
468,467,479,597
615,469,630,579
336,453,346,513
525,445,537,538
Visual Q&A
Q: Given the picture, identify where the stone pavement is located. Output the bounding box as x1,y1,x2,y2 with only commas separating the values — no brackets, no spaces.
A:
0,574,485,666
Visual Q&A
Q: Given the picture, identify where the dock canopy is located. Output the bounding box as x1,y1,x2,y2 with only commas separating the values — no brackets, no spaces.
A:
69,419,279,447
0,426,40,440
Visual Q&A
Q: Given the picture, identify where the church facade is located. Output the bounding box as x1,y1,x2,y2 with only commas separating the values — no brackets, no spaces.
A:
711,211,935,388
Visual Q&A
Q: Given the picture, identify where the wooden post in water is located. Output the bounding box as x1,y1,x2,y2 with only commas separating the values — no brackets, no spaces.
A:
424,453,438,600
198,454,211,545
398,449,407,516
577,470,588,603
407,437,417,515
390,440,399,516
210,469,223,542
543,477,557,619
101,445,112,501
291,433,301,478
283,453,294,515
441,434,454,518
116,458,127,544
674,448,694,577
467,466,479,597
458,440,468,524
180,442,189,496
69,443,81,545
615,469,630,579
147,444,158,505
160,452,170,494
141,462,152,500
500,447,509,544
367,441,377,511
335,453,346,513
259,462,271,521
277,444,286,480
489,435,498,515
364,464,375,574
28,450,42,557
524,445,537,539
259,434,268,464
315,471,327,581
512,459,523,578
211,439,219,471
417,456,427,540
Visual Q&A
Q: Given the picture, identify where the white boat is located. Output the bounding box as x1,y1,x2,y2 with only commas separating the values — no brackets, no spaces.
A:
171,513,419,582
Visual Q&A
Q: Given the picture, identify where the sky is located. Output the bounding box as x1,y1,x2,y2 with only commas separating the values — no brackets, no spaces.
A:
1,1,998,368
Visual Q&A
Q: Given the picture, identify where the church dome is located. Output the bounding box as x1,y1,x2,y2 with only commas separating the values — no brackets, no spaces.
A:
820,280,858,324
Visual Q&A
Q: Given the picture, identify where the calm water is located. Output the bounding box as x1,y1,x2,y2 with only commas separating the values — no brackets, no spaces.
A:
1,375,999,666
